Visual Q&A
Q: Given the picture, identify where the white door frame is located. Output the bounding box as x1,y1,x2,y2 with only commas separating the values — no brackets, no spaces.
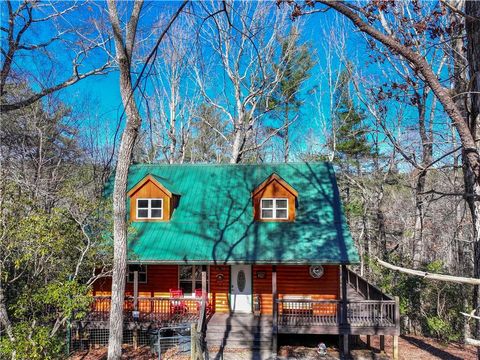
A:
230,265,252,313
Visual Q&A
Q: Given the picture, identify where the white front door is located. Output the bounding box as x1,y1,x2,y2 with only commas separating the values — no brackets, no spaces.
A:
230,265,252,313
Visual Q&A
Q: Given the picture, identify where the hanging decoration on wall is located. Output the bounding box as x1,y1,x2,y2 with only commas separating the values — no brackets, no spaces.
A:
256,271,266,279
309,265,324,279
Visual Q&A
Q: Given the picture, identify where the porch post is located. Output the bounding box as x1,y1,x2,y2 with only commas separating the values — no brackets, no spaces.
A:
341,265,349,356
272,265,278,356
393,335,399,360
133,271,139,311
201,266,207,296
133,270,139,350
202,266,207,309
380,335,385,353
198,266,207,334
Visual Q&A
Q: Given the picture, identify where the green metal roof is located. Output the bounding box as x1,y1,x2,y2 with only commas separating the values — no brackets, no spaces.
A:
105,162,360,265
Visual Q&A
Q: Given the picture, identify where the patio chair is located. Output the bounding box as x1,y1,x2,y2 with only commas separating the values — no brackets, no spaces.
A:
169,289,188,315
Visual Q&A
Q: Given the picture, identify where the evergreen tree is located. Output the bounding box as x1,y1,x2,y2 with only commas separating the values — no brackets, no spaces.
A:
271,26,315,162
332,66,372,174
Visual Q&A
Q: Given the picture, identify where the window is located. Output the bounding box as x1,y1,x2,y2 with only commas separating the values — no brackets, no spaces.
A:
137,198,163,219
127,264,147,283
260,198,288,219
179,265,207,295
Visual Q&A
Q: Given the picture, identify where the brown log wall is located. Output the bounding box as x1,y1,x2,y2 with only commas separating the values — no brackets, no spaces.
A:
92,264,339,315
253,265,340,315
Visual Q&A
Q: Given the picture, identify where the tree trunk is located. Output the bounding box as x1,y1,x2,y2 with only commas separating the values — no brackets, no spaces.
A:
466,1,480,354
284,103,290,163
106,1,144,359
230,127,243,164
0,282,15,348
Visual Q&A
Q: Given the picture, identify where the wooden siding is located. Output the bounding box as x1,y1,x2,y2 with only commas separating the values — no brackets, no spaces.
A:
129,179,172,221
253,265,339,315
210,266,230,313
253,265,273,314
92,265,339,316
93,265,178,297
252,179,296,222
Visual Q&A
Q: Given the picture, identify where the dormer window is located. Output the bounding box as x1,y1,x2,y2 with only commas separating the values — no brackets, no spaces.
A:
260,198,288,219
128,174,178,222
252,173,297,222
137,198,163,219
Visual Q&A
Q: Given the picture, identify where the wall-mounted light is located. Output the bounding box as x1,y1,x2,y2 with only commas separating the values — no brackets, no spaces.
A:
256,271,266,279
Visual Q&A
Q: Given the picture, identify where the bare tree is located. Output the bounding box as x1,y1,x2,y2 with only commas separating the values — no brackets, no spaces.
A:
105,1,145,357
285,0,480,349
0,0,111,112
146,17,199,164
195,0,293,163
105,1,188,358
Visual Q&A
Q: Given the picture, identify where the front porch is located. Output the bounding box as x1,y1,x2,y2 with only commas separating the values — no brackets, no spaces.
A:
78,266,399,358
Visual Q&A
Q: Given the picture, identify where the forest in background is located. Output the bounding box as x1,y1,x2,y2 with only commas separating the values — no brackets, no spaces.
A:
0,0,479,358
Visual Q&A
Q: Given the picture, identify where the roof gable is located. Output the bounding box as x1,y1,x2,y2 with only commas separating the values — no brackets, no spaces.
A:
252,173,298,198
127,174,176,198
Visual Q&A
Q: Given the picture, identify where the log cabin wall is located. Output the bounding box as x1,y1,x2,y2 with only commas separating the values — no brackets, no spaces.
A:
93,265,179,298
93,265,231,313
253,265,340,315
209,265,231,313
92,264,339,315
129,179,172,221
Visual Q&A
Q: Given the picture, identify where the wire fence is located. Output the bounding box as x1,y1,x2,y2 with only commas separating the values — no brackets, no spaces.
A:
69,323,193,358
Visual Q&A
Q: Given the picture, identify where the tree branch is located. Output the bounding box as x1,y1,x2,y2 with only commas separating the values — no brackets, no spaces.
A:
376,257,480,285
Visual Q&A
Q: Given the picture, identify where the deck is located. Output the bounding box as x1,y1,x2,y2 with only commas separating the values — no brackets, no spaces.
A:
276,281,398,336
80,268,399,337
79,296,209,329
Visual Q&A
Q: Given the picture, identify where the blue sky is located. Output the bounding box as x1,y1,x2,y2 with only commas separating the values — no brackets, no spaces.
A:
2,0,451,165
58,2,367,153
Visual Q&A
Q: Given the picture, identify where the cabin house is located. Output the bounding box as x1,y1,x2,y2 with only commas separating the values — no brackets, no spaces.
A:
81,163,400,358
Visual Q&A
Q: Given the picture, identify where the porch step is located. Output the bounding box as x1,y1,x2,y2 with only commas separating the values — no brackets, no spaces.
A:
208,349,274,360
206,337,272,349
208,314,273,327
206,325,273,334
206,314,273,351
206,330,273,342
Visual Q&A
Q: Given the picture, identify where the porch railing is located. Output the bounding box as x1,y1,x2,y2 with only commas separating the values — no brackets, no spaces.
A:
276,298,398,329
277,299,340,326
346,268,393,301
88,296,208,324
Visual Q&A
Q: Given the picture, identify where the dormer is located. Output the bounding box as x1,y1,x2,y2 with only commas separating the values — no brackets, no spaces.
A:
127,174,178,222
252,173,298,222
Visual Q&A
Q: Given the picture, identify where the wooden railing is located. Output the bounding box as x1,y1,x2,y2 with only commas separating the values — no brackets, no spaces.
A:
88,296,208,324
276,298,398,329
346,300,397,327
277,299,340,326
346,268,393,301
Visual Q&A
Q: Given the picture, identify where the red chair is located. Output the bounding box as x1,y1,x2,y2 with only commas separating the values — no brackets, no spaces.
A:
195,289,211,313
169,289,187,315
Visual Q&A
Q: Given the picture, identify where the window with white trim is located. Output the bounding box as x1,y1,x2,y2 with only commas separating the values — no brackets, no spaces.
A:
260,198,288,219
137,198,163,219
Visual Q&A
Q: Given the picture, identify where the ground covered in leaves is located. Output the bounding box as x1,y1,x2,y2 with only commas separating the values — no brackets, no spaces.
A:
70,335,477,359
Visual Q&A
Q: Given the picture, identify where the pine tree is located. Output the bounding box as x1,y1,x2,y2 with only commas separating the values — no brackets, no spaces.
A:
333,67,372,174
272,26,315,162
